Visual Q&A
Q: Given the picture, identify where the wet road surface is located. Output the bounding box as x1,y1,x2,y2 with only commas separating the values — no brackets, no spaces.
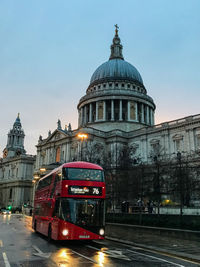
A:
0,214,199,267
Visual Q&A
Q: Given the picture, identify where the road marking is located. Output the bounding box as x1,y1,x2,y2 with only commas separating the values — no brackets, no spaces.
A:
126,249,184,267
32,245,51,258
2,252,11,267
115,241,200,266
0,240,3,247
71,249,98,264
87,245,131,261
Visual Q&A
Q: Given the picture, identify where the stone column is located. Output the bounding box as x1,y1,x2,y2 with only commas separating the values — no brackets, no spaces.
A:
141,103,144,123
119,100,122,121
103,101,106,121
111,100,114,121
149,108,152,125
189,129,195,152
84,106,87,124
146,106,150,124
81,107,84,125
89,103,92,123
151,109,154,125
127,101,130,121
135,102,138,121
152,110,155,125
95,102,98,122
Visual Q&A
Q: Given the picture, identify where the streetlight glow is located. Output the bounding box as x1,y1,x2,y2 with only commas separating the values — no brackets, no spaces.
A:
77,133,88,139
77,133,88,161
33,174,40,179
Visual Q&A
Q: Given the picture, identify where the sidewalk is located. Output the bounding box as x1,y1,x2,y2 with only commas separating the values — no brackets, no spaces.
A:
106,224,200,264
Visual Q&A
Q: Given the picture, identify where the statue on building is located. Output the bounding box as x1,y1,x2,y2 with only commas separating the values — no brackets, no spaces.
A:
57,119,62,130
38,135,43,142
68,123,72,132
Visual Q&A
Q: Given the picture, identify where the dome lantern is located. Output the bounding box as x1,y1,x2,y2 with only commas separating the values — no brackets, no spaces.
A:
109,24,124,60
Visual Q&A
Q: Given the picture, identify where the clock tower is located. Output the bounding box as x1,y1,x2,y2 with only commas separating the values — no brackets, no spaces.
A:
3,113,26,158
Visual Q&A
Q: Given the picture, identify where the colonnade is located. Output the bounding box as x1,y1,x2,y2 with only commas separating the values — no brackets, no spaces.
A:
79,99,154,126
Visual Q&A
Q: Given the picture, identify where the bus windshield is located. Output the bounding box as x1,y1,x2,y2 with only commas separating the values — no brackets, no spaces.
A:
63,168,104,182
59,198,104,227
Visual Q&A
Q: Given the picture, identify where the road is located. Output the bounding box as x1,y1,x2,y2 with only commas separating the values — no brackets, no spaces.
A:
0,214,199,267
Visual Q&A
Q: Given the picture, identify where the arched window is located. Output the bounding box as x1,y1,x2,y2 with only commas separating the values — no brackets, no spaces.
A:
130,101,136,120
56,147,61,162
98,101,103,120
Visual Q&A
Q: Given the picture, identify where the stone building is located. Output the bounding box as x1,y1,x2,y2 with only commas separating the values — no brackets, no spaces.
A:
34,27,200,207
0,114,35,210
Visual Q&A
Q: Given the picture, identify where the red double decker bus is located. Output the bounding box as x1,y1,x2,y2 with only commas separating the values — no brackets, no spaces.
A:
32,161,105,241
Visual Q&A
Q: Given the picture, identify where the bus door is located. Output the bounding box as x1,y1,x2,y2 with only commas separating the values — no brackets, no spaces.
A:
51,198,60,240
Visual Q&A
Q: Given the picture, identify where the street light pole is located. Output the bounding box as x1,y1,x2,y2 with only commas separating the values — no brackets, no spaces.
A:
153,155,160,215
77,133,88,161
177,152,183,216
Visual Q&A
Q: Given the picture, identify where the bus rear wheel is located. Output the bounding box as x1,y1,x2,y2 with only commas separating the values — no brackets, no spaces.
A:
34,221,37,232
48,225,52,242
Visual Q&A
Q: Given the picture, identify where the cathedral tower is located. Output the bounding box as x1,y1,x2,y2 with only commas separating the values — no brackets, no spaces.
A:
3,113,26,158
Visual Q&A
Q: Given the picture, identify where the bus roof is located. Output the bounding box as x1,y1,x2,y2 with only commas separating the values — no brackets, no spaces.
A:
38,161,103,182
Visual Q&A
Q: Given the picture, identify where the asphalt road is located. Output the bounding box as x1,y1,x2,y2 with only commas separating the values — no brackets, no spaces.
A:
0,214,199,267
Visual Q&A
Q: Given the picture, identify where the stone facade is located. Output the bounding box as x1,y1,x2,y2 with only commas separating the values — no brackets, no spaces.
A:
0,115,35,209
33,28,200,206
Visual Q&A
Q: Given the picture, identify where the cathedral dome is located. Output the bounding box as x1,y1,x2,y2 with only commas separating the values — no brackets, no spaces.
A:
90,58,143,85
78,26,156,132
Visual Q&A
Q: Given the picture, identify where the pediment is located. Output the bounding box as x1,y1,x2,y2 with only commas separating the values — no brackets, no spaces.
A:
46,129,69,143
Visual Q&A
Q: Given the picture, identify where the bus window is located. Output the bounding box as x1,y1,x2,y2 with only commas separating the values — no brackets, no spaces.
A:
53,199,60,217
36,175,53,191
59,198,104,227
63,168,104,182
50,173,61,198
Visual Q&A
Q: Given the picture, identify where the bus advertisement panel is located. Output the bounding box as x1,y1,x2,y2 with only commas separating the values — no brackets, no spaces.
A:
32,161,105,241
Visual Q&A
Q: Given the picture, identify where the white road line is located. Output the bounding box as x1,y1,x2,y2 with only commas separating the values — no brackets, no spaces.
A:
32,245,43,254
86,245,131,261
0,240,3,247
71,249,98,264
126,249,184,267
2,252,11,267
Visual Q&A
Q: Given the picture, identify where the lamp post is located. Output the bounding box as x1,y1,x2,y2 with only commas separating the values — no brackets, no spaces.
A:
32,173,40,208
77,133,88,161
153,155,160,215
177,152,183,216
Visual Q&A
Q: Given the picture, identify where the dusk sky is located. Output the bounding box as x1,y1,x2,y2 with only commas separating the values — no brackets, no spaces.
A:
0,0,200,155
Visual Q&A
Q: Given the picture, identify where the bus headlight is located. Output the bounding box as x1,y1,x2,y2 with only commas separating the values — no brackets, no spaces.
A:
99,228,104,236
62,229,69,236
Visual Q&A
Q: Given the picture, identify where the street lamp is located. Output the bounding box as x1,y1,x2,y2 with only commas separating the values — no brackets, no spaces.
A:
153,155,161,215
32,173,40,207
77,133,88,161
177,152,183,216
39,167,46,173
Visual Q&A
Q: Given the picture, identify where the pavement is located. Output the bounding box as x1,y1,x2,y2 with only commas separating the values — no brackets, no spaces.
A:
106,231,200,264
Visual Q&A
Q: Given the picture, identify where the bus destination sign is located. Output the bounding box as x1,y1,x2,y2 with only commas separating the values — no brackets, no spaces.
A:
68,186,102,196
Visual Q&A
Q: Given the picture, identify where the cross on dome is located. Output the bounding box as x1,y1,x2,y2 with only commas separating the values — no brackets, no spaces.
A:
114,24,119,35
